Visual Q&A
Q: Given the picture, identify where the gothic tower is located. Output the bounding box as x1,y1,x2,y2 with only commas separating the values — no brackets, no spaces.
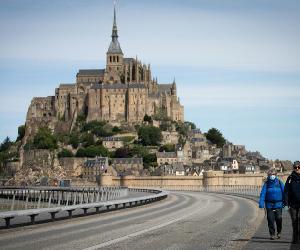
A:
104,4,124,84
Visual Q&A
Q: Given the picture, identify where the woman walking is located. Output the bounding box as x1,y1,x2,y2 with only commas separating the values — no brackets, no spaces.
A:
259,168,285,240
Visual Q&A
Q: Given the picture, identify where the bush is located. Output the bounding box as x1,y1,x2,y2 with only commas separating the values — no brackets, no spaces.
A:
81,133,95,147
69,132,80,149
114,147,131,158
129,144,148,157
32,128,57,150
112,126,122,133
159,144,175,152
138,126,162,146
75,145,108,157
58,149,74,158
143,114,152,123
82,120,106,132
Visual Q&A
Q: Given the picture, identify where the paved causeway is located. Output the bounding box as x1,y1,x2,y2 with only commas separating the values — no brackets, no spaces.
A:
0,191,293,250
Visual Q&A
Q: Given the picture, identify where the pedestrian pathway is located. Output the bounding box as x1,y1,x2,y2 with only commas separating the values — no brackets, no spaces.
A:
242,208,299,250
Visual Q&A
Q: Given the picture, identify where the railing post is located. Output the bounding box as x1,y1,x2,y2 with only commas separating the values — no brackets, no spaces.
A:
10,191,16,211
48,191,52,208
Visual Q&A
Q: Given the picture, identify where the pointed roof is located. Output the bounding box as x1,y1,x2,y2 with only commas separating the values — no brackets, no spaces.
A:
107,3,123,54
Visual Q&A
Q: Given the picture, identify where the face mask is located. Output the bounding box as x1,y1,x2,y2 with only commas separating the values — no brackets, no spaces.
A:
270,175,276,180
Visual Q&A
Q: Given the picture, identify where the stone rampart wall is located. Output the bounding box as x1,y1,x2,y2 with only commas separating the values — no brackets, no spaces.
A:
98,171,291,190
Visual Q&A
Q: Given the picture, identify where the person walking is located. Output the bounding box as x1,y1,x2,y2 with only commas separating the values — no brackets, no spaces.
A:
259,167,285,240
284,161,300,244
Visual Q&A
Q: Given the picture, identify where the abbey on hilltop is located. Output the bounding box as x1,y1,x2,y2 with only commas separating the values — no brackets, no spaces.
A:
25,5,184,137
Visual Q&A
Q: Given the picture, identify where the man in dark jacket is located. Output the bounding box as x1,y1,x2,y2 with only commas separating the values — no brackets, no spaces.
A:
259,167,285,240
285,161,300,244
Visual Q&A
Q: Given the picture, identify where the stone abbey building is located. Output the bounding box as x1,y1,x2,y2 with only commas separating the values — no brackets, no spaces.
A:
25,6,184,137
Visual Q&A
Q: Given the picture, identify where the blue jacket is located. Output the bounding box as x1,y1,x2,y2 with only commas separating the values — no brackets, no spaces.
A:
259,177,285,209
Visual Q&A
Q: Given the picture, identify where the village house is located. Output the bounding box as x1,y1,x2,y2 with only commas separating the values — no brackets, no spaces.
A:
111,158,143,175
102,137,124,151
83,156,109,182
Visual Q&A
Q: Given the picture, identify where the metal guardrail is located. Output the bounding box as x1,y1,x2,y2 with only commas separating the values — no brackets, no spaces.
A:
201,185,261,197
0,186,128,211
0,187,169,228
128,185,261,196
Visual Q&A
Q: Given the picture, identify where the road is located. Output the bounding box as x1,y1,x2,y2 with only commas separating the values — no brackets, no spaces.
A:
0,191,263,250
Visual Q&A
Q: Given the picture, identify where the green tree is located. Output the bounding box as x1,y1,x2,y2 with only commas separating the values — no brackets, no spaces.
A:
75,145,108,157
129,144,148,157
82,120,106,132
159,144,175,152
114,147,131,158
0,137,12,152
16,125,26,141
32,128,58,150
69,132,80,149
143,153,157,169
185,121,196,130
57,149,74,158
81,133,95,147
205,128,226,148
138,126,162,146
143,114,152,123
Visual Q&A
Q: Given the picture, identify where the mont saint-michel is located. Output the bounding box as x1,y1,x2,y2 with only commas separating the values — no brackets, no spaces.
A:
26,6,183,137
0,4,294,187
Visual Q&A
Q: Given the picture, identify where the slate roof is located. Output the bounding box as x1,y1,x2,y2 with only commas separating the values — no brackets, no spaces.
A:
191,138,205,142
59,84,76,88
123,58,135,64
191,129,202,134
173,162,185,172
157,84,172,94
77,69,105,76
112,158,143,164
84,157,108,168
107,40,123,54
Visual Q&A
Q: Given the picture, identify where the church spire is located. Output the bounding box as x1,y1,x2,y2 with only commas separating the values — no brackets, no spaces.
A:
112,2,118,41
107,1,123,54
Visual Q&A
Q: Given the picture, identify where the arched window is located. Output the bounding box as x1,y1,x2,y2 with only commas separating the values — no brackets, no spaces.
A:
110,56,112,62
117,56,119,62
113,56,115,62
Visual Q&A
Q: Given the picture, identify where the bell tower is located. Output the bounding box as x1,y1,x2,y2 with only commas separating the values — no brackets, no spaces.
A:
105,2,124,83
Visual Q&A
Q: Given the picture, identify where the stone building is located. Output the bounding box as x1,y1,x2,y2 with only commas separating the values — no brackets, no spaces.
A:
111,158,143,175
156,152,176,166
102,137,124,151
24,6,184,140
83,157,109,182
161,131,179,145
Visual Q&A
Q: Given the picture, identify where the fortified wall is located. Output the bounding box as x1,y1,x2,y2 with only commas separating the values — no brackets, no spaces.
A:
99,171,289,190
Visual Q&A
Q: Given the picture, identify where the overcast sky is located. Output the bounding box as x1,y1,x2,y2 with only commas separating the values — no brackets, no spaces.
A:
0,0,299,161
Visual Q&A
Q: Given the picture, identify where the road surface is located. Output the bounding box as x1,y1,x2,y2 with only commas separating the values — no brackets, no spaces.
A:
0,191,263,250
